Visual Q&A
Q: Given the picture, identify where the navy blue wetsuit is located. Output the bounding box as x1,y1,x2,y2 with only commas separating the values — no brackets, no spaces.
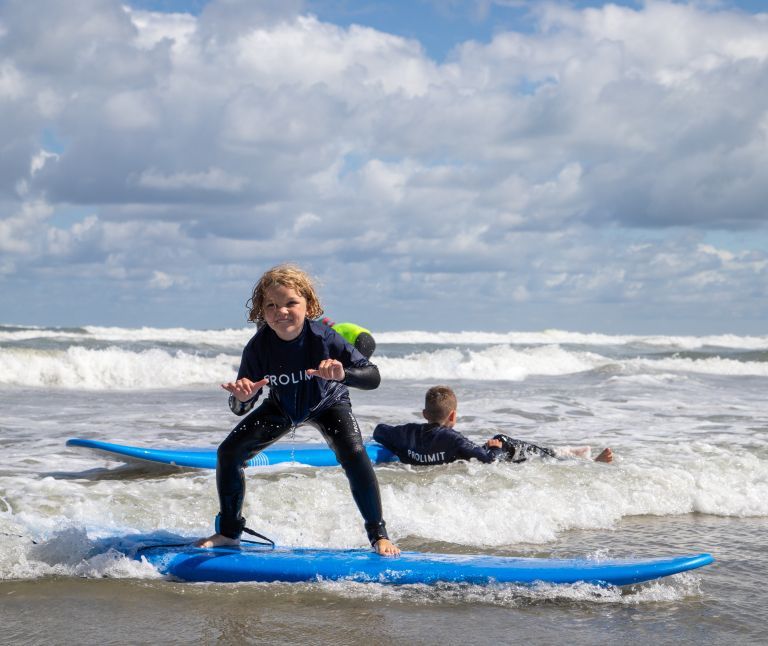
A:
373,422,500,465
373,423,556,465
216,319,388,545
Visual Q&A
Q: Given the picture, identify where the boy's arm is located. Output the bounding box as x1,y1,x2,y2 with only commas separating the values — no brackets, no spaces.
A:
453,433,501,464
372,423,395,446
372,423,407,459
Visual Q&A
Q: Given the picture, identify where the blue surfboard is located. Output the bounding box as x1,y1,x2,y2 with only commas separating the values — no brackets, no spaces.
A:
102,534,714,586
66,438,398,468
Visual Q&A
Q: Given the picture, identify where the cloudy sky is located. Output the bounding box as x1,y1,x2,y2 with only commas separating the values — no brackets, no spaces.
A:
1,0,766,334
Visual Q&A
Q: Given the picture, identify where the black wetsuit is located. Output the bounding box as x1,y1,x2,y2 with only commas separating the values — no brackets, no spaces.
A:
492,433,558,463
216,319,388,545
372,423,556,465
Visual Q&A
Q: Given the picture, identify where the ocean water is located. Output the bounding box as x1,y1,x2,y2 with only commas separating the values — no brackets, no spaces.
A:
1,324,767,645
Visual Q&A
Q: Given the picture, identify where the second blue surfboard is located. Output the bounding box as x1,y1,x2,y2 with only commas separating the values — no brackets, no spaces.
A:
66,437,398,469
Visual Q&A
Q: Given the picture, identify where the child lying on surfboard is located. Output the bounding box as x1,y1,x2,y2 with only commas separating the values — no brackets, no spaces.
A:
373,385,613,466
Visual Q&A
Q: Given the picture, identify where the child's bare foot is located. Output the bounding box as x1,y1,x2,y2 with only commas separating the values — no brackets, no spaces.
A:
594,448,613,463
195,533,241,548
373,538,400,557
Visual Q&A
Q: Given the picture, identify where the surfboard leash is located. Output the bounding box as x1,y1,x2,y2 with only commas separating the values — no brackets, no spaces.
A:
242,526,275,547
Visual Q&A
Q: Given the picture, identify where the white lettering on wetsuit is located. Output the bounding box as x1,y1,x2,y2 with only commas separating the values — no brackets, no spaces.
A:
268,370,312,387
407,449,446,464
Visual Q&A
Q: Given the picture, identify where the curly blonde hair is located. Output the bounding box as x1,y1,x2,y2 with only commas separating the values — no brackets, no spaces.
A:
247,264,324,324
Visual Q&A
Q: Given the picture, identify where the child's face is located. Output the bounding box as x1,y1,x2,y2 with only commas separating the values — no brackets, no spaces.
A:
263,284,308,341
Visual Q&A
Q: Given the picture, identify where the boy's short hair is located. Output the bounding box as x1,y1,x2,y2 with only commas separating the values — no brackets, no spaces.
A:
423,385,457,424
247,264,324,324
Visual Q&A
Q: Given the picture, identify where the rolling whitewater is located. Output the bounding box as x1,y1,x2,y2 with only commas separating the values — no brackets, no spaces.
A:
1,323,767,643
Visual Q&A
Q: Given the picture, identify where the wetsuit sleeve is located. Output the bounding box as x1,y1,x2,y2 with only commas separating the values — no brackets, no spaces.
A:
323,324,381,390
343,363,380,390
228,394,257,416
452,433,499,464
372,423,397,448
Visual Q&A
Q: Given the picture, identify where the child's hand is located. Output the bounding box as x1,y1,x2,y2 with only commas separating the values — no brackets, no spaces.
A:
221,377,268,402
307,359,345,382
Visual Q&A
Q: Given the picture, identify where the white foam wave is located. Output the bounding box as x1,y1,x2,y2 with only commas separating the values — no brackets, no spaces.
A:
0,324,253,348
83,325,253,347
10,446,768,542
3,324,768,351
377,346,768,381
300,574,699,605
627,356,768,377
376,345,604,381
0,443,763,582
0,346,239,389
0,526,161,581
376,329,768,350
2,343,605,390
2,342,766,390
379,447,768,546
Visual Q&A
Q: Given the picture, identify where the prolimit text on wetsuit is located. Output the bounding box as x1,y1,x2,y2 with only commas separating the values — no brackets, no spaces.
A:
266,370,312,387
407,449,447,464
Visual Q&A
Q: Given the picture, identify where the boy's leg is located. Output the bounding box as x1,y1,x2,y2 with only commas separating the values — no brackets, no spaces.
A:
493,434,558,463
555,446,592,459
214,399,292,539
312,405,389,546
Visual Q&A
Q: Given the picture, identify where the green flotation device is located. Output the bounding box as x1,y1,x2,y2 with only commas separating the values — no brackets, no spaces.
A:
330,321,370,345
321,318,375,358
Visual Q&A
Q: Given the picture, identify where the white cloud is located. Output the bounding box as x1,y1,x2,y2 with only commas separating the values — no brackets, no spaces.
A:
292,211,321,234
136,167,247,192
0,0,767,331
30,150,58,175
0,200,52,253
104,91,160,130
357,159,410,204
128,8,196,51
0,60,24,99
149,270,177,289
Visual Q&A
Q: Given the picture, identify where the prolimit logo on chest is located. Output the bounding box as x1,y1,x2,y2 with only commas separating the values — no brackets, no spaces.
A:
267,370,312,387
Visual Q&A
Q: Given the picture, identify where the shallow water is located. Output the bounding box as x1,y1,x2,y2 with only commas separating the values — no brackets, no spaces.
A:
1,324,767,644
2,515,764,645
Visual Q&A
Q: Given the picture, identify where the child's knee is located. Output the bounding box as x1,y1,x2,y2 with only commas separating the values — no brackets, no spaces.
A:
216,442,239,465
339,443,368,465
217,432,254,464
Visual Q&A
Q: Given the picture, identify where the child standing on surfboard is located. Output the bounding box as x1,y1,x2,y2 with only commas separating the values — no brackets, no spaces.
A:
196,264,399,556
